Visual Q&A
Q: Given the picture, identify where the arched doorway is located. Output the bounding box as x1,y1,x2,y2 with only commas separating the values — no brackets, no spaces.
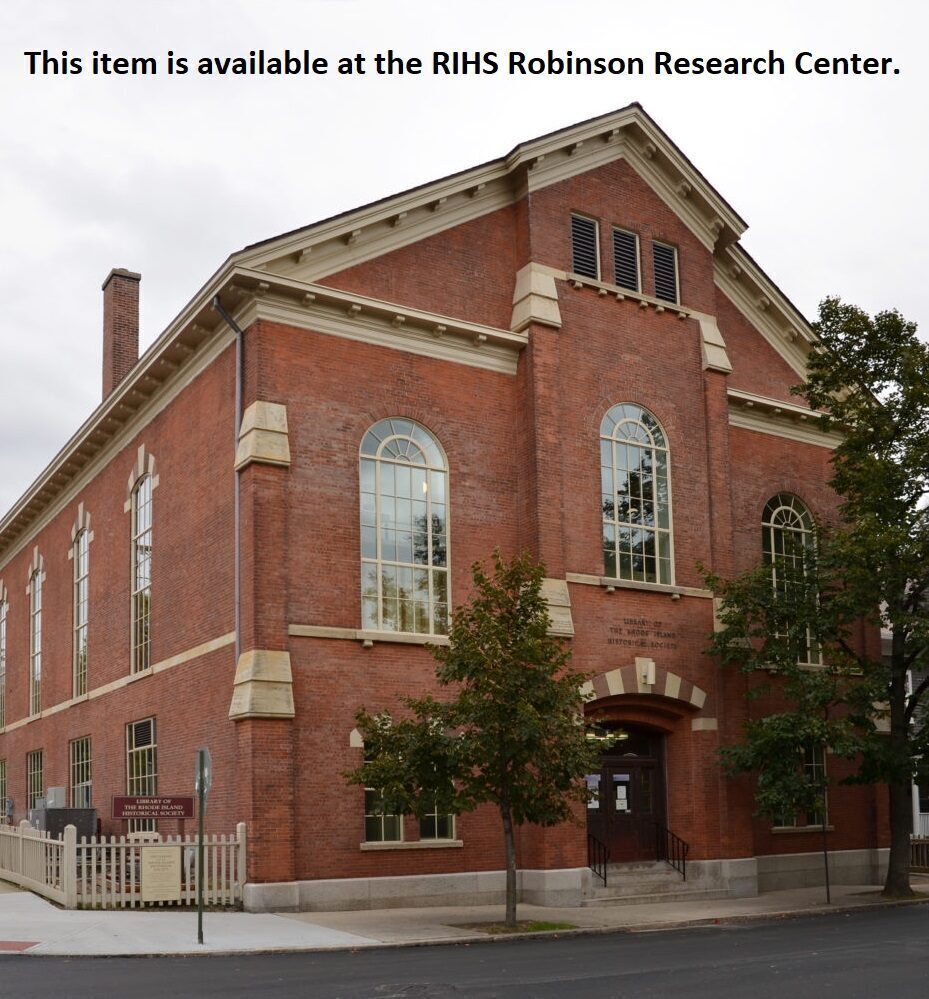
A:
586,724,666,862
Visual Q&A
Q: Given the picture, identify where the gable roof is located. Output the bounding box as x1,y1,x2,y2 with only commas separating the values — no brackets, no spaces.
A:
234,102,748,279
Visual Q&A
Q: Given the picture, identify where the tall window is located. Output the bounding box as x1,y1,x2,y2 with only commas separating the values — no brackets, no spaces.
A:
0,760,7,820
774,743,828,828
70,736,92,808
126,718,157,832
74,529,89,696
360,419,449,635
0,598,6,728
26,749,43,811
762,493,820,664
131,475,153,673
600,404,672,585
29,570,42,715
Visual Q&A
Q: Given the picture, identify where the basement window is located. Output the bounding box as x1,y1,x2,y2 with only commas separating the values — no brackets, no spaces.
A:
652,241,679,304
571,214,600,279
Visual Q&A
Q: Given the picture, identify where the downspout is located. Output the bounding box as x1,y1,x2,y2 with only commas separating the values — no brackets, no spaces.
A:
212,297,244,666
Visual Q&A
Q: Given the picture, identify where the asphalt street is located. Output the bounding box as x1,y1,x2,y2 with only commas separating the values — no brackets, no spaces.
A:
1,905,926,998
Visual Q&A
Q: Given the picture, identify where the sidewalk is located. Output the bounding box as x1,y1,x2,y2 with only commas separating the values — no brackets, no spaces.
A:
0,877,926,957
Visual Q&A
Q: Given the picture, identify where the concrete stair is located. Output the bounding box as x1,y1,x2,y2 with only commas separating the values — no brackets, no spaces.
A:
584,860,731,907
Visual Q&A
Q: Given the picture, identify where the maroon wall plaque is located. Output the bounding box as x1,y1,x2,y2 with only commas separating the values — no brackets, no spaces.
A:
112,796,195,819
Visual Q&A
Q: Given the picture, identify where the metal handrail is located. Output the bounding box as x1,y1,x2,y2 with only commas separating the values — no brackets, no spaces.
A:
587,832,610,886
654,821,689,880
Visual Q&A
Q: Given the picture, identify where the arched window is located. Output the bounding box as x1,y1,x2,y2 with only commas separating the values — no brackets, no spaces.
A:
360,419,449,635
131,475,153,673
600,404,672,585
762,493,820,664
762,493,814,569
73,529,89,696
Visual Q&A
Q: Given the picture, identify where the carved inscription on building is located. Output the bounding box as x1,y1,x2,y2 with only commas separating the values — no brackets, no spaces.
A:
607,618,678,651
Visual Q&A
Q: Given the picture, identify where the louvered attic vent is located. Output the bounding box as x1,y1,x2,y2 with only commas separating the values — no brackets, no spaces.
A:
612,229,639,292
653,242,679,304
571,215,599,278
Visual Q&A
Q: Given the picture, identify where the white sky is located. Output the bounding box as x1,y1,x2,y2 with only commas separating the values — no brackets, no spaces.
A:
1,0,927,515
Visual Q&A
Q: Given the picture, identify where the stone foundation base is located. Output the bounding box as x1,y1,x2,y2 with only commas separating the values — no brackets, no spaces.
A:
244,867,592,913
243,849,888,913
756,847,887,892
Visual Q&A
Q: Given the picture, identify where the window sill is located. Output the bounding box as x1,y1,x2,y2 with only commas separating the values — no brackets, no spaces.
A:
771,825,834,834
360,839,463,851
565,572,712,599
288,624,450,646
126,668,152,683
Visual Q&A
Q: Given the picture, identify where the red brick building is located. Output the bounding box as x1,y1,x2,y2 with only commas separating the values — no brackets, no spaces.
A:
0,105,887,911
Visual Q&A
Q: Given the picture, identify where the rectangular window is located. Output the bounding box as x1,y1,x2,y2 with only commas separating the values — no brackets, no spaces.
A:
0,600,6,728
419,802,455,841
126,717,157,832
0,760,7,821
612,228,640,292
774,743,828,828
74,531,89,696
364,788,402,843
571,214,600,279
70,736,92,808
26,749,43,811
131,477,153,674
652,241,679,304
29,573,42,716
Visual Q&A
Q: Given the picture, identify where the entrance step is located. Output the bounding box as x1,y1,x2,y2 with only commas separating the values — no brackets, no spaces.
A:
584,860,731,907
584,887,732,907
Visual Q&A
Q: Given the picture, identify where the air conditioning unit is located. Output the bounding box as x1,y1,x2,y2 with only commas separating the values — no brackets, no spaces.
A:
46,786,66,808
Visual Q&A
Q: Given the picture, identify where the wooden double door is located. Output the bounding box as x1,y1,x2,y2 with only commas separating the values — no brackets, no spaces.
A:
587,731,666,862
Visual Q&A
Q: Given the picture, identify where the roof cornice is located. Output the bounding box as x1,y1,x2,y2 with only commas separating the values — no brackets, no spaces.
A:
236,105,748,281
0,266,527,564
714,243,817,379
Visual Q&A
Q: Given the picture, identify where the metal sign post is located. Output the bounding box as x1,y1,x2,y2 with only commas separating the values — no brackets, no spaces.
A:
194,747,212,945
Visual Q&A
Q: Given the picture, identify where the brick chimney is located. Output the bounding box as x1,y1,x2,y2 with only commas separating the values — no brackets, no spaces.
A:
102,268,141,398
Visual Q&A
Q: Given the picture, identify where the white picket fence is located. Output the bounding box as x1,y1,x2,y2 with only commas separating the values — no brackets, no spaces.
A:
0,821,246,909
912,837,929,873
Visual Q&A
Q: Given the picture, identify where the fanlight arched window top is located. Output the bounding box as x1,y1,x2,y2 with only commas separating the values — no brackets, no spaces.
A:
762,493,814,540
600,404,672,585
600,404,667,451
361,418,446,469
360,419,449,636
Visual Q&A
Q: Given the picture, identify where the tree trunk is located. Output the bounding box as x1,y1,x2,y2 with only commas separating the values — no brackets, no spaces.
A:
500,802,518,928
883,660,914,898
883,777,915,897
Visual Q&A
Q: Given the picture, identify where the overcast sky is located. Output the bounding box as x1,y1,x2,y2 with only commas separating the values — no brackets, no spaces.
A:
1,0,927,516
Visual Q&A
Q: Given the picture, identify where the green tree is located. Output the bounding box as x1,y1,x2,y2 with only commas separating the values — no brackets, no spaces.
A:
345,550,598,927
707,297,929,898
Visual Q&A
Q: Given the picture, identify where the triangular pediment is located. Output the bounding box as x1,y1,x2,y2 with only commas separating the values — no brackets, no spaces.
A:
234,104,747,283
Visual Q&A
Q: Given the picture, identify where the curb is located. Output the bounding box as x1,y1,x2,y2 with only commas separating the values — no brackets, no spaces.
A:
15,894,929,958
